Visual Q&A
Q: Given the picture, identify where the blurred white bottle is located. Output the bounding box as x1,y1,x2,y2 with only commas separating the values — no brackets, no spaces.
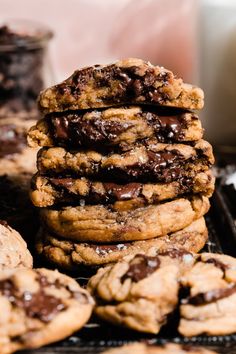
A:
200,0,236,147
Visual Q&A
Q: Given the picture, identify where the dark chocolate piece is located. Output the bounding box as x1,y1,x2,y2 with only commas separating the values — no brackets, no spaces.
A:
47,109,189,149
121,254,160,283
103,182,142,200
187,284,236,305
49,178,74,190
57,63,173,106
104,149,184,183
0,277,66,322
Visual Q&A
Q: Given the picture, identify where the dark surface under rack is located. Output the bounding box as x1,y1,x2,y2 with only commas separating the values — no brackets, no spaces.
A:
19,185,236,354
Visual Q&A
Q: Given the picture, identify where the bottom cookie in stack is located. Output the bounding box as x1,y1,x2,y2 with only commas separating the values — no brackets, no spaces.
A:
36,217,207,269
37,196,210,270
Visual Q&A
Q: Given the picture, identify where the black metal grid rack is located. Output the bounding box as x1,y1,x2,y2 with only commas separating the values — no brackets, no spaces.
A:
20,185,236,354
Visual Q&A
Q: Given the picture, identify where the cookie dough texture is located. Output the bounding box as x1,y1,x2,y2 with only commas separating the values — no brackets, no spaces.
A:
0,267,94,354
28,107,203,149
36,139,214,182
179,253,236,337
0,221,32,270
36,218,207,268
40,196,210,242
30,170,215,208
88,252,195,333
38,58,204,113
102,343,217,354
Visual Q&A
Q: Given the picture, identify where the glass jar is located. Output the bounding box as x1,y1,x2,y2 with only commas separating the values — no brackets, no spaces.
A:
0,19,53,119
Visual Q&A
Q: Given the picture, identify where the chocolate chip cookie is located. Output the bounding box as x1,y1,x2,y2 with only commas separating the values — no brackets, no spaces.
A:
28,107,203,150
88,252,195,333
179,253,236,336
38,58,204,113
37,139,214,183
36,218,207,268
40,195,210,243
30,170,214,208
102,343,217,354
0,117,38,175
0,221,32,270
0,267,94,353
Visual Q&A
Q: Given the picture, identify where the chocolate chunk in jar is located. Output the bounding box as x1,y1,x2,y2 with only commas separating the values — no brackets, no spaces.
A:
0,23,53,116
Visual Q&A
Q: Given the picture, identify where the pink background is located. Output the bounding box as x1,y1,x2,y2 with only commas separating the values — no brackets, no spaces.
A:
0,0,198,83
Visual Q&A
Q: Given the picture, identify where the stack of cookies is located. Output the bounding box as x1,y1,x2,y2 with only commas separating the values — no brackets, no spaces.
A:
28,58,215,270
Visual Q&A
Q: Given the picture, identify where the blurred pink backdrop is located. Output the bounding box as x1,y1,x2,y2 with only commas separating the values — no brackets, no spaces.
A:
0,0,198,83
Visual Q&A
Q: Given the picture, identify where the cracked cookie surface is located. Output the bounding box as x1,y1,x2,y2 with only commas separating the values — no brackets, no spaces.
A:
38,58,204,113
179,253,236,336
40,196,210,242
0,221,32,270
88,252,195,333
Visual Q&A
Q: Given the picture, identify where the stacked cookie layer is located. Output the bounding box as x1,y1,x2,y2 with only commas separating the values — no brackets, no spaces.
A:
28,58,215,269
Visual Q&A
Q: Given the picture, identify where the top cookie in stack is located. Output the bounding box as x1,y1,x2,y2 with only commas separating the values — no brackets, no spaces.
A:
28,58,215,270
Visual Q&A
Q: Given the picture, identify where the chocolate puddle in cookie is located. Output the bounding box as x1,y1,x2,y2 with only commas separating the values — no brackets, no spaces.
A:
46,108,190,148
187,284,236,305
0,277,66,322
103,182,142,200
60,63,173,106
104,149,184,183
121,254,160,282
0,124,26,157
33,173,201,207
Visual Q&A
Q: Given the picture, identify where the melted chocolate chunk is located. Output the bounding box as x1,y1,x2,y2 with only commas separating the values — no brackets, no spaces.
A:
0,124,26,157
121,254,160,283
103,182,142,200
50,178,74,189
0,275,66,322
47,108,189,149
146,112,186,142
188,284,236,305
105,149,184,183
51,114,133,149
